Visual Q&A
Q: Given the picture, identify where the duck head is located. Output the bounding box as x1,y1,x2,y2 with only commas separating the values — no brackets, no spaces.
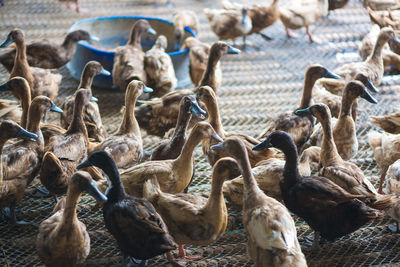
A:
193,121,223,143
67,29,98,43
343,80,378,104
306,64,340,81
252,131,296,155
0,77,31,100
378,27,400,45
182,95,206,119
0,28,24,48
295,103,331,124
210,42,241,61
70,171,107,202
155,35,168,51
354,73,379,93
0,120,38,142
84,61,110,77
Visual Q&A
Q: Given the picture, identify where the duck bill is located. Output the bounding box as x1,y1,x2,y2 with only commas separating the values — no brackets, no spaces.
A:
0,81,12,91
393,35,400,44
100,67,111,76
190,100,207,119
77,159,92,169
50,103,64,113
294,107,312,116
211,133,224,143
210,142,224,151
90,96,98,102
252,140,271,151
17,127,38,142
143,85,153,93
0,34,13,48
360,88,378,104
89,35,100,42
365,79,379,93
227,45,241,54
147,27,157,35
86,181,108,202
325,70,340,79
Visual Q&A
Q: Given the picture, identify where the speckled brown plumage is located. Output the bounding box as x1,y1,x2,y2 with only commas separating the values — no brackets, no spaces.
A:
112,20,153,91
0,120,40,224
181,37,212,87
0,30,92,72
119,122,222,198
256,131,380,246
143,158,232,264
60,61,108,142
198,86,278,179
37,171,105,267
259,65,337,152
40,89,92,196
1,29,61,101
135,41,234,137
94,80,145,170
303,103,396,210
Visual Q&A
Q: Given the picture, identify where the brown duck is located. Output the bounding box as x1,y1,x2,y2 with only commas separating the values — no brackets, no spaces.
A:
135,41,240,137
258,64,339,152
112,19,156,91
0,120,38,224
60,60,110,142
40,89,97,196
93,80,152,170
198,86,278,178
295,103,396,210
37,171,106,267
0,29,62,101
0,30,95,72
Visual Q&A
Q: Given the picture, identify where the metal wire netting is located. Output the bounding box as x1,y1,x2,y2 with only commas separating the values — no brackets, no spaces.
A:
1,0,400,266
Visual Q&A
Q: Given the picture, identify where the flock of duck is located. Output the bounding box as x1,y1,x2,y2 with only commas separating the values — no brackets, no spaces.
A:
3,0,400,266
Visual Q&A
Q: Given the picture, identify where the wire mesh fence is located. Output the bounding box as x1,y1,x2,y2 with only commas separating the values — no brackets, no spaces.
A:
1,0,400,266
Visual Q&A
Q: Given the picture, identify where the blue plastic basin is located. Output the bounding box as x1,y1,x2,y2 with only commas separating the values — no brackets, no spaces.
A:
67,15,196,89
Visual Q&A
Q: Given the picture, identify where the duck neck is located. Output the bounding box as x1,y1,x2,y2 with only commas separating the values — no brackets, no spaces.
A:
199,55,221,91
78,69,95,90
117,94,140,137
26,105,43,135
66,98,88,139
128,27,143,48
174,130,201,166
170,110,191,148
299,73,318,109
19,86,31,129
237,149,264,206
103,160,126,202
320,116,342,163
13,41,34,88
339,92,355,118
370,35,386,62
60,185,80,229
206,96,225,138
281,142,301,189
203,173,225,212
62,34,78,55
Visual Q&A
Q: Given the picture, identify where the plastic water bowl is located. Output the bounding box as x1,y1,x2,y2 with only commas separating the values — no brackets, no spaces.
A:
67,15,197,89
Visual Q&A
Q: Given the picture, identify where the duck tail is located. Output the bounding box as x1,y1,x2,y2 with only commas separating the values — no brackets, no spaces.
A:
40,151,62,189
143,176,162,202
370,193,398,211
